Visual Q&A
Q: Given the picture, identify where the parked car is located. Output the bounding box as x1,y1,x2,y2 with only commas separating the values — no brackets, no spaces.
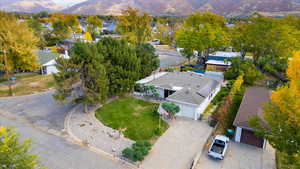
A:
208,135,229,160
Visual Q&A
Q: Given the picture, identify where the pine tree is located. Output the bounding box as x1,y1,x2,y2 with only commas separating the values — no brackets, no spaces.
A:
53,42,108,113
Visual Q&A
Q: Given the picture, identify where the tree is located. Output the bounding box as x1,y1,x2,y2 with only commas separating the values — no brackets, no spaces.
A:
161,102,180,118
231,15,300,77
0,126,42,169
96,38,141,96
52,20,71,43
135,43,159,78
117,7,152,45
84,32,93,41
180,48,194,63
0,12,39,96
27,18,46,48
176,12,229,64
224,58,263,85
53,41,108,113
249,52,300,161
87,16,102,39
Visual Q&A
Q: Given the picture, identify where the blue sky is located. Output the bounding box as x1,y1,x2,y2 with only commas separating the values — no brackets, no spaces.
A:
52,0,87,7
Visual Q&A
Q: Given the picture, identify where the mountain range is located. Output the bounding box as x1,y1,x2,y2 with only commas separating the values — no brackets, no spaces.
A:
1,0,300,16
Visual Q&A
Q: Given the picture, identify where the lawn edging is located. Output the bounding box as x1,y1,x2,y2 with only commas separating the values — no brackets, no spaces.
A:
64,103,143,169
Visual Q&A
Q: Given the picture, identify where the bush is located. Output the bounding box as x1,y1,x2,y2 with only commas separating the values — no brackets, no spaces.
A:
122,141,152,162
224,58,263,85
211,87,230,105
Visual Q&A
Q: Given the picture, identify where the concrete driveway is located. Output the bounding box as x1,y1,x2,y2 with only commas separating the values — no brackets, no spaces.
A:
141,118,213,169
196,141,276,169
156,49,186,68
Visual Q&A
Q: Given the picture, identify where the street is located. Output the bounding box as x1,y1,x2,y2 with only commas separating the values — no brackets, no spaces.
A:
0,91,130,169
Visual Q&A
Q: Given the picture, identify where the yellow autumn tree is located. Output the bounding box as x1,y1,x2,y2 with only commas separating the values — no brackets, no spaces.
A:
117,7,152,45
84,32,93,41
250,51,300,159
0,12,39,95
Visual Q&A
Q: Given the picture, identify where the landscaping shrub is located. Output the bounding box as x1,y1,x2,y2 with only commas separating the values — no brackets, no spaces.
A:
122,141,152,162
211,87,230,105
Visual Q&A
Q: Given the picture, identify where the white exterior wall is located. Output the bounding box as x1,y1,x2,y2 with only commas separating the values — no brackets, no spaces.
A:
156,87,165,98
194,84,221,119
234,127,242,142
46,65,59,75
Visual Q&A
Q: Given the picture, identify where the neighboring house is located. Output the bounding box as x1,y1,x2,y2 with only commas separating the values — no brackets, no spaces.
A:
36,50,69,75
206,51,241,71
135,72,221,120
102,21,117,33
233,87,271,148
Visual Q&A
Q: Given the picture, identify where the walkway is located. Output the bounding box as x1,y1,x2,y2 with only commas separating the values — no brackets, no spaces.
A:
66,105,134,157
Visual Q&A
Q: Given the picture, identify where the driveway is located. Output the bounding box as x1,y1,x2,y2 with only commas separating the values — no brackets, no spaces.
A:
141,118,213,169
0,90,73,134
196,141,276,169
156,48,186,68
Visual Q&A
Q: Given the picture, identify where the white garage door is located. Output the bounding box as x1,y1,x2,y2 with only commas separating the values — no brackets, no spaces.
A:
176,103,195,119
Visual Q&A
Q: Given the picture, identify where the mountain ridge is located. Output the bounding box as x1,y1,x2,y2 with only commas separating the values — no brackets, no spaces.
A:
1,0,300,16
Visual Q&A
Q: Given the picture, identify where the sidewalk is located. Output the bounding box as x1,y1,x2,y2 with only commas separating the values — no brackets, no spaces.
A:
65,105,134,158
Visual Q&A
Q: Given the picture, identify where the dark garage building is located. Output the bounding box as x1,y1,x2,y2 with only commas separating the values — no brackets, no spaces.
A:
233,87,271,148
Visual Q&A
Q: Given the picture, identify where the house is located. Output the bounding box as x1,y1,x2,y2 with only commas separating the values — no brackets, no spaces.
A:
233,87,271,148
37,50,69,75
135,72,221,120
206,51,241,71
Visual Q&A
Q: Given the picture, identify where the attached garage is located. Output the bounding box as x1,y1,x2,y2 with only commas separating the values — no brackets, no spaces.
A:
233,87,271,148
240,129,264,148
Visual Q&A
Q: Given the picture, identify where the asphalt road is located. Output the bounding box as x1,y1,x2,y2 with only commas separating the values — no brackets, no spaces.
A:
0,91,130,169
156,49,186,68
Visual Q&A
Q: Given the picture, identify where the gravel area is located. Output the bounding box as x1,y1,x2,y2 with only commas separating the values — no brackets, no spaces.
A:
68,105,134,157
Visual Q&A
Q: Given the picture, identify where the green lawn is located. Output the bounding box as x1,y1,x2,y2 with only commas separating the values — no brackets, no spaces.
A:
95,96,169,142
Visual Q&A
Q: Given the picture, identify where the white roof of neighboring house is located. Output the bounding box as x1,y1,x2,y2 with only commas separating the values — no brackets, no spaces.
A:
209,51,241,58
206,60,231,66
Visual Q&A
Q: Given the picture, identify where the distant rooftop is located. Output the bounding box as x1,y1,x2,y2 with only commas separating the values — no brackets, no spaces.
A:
209,51,241,58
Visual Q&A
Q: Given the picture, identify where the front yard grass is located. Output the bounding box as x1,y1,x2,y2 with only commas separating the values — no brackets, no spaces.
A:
95,96,169,142
0,73,55,97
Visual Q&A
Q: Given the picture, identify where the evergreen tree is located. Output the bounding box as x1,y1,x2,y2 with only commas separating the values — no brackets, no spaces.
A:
96,38,141,96
53,42,108,113
135,43,159,78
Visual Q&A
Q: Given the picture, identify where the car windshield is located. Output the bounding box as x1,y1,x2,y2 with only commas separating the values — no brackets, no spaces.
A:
211,139,225,154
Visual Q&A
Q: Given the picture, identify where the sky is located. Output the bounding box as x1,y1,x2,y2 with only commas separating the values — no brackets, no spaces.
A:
52,0,87,7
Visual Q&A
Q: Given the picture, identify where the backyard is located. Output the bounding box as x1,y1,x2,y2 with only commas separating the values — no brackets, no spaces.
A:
0,73,55,97
95,96,169,142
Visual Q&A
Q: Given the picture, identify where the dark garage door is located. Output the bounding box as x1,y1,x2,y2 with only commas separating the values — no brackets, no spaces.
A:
240,129,264,148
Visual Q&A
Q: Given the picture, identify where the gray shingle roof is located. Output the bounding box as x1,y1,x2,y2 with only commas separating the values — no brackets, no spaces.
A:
146,72,220,105
233,87,271,128
35,50,60,65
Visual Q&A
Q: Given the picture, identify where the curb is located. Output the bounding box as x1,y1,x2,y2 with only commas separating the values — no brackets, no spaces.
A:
64,105,141,169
